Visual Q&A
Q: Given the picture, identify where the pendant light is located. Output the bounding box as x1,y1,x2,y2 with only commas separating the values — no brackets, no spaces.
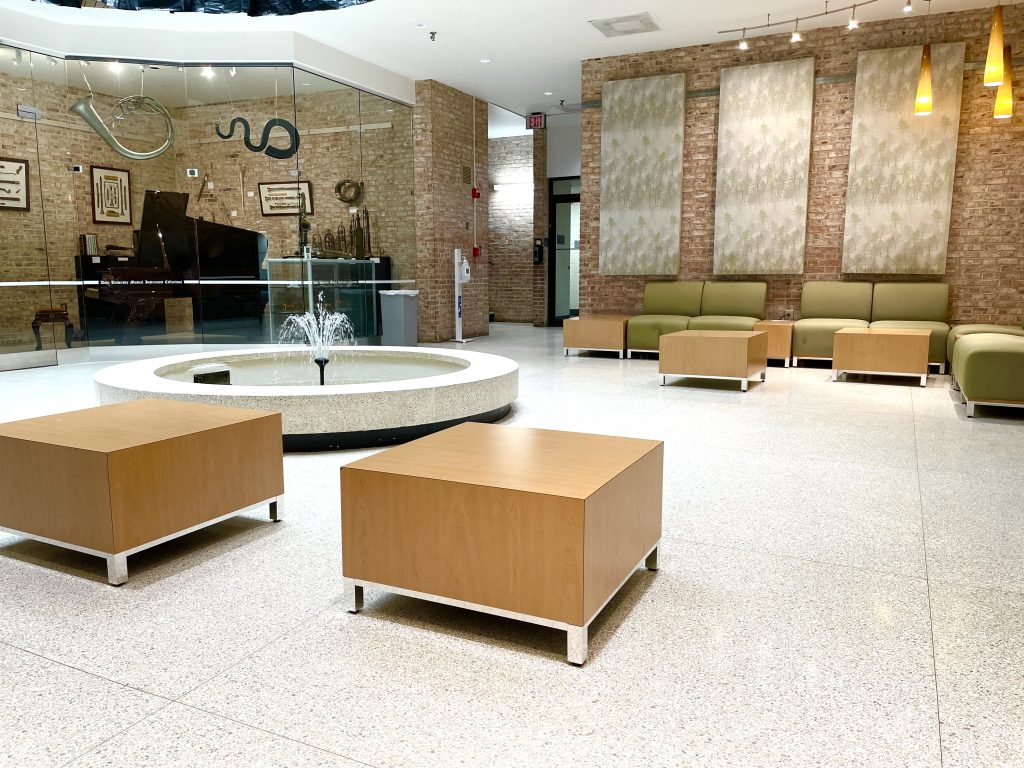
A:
985,5,1006,87
916,43,934,116
994,45,1014,118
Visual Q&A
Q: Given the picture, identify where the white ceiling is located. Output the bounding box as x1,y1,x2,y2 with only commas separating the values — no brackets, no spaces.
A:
1,0,997,116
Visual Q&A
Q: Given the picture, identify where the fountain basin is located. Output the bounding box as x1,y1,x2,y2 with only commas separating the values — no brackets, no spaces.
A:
94,346,518,451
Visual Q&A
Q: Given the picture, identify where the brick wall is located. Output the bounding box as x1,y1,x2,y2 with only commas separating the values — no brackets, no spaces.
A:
532,128,549,327
580,7,1024,325
414,80,489,342
488,135,533,322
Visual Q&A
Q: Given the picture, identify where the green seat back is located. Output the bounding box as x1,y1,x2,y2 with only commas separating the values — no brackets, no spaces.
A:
642,281,704,316
699,281,766,320
800,281,873,320
871,283,949,322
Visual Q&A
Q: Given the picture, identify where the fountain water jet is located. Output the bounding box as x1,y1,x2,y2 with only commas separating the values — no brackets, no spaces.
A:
278,292,355,385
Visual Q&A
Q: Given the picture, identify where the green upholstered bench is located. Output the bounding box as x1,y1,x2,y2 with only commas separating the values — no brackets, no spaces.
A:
626,281,703,356
687,281,767,332
947,322,1024,363
792,281,872,365
869,282,950,372
951,334,1024,417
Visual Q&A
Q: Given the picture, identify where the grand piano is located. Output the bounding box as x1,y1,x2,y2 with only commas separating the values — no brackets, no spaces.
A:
79,190,268,344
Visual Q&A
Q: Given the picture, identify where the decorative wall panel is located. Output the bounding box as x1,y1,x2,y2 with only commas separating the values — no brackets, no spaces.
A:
842,43,965,274
599,74,685,275
713,58,815,275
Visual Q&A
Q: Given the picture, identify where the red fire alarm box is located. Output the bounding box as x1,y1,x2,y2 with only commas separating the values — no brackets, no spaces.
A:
472,246,482,258
471,187,481,199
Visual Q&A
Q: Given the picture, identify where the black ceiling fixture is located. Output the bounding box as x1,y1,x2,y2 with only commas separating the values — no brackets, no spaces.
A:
39,0,373,17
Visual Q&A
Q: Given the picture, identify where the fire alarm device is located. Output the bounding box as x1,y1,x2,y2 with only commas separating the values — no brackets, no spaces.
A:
472,246,482,258
471,187,481,200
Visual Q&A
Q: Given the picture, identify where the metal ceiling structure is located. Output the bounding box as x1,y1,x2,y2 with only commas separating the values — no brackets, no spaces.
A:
38,0,372,17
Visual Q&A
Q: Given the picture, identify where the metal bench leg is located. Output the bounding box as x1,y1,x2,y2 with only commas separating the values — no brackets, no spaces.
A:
344,579,364,613
567,625,588,665
269,500,280,522
645,546,659,571
106,554,128,586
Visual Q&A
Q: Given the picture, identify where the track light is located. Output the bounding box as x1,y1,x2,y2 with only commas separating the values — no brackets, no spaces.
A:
903,0,913,12
738,28,749,50
791,18,802,43
229,66,237,77
848,5,859,29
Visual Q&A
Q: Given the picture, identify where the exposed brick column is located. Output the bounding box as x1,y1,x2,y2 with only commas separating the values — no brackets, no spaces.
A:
532,128,549,326
487,136,534,322
414,80,489,342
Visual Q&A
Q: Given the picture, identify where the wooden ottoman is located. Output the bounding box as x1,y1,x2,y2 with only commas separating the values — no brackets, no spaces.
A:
0,399,284,585
659,330,769,391
341,422,663,665
832,328,930,387
563,314,633,358
753,320,794,367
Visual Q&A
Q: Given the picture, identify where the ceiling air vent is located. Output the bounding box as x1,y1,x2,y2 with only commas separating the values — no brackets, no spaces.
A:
589,12,660,38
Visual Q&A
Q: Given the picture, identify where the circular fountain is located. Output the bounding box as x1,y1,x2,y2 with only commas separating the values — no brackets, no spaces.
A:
93,296,518,450
94,346,518,451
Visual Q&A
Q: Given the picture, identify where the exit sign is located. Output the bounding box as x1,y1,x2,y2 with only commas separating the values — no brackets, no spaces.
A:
526,112,546,130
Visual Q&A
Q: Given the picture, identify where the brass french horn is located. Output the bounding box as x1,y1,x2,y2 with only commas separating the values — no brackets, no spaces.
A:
70,94,175,161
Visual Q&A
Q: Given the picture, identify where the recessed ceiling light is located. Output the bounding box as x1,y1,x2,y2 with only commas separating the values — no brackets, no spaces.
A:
480,58,491,63
544,91,553,96
302,82,311,86
414,22,426,29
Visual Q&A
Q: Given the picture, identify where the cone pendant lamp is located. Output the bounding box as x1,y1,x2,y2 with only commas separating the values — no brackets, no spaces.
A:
985,5,1006,87
994,45,1014,119
916,43,934,116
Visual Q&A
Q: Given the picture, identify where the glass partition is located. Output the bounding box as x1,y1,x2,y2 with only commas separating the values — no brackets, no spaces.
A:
0,51,414,370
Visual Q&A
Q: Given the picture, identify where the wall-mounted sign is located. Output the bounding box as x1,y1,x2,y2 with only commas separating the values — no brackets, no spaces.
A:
526,112,546,130
91,166,132,225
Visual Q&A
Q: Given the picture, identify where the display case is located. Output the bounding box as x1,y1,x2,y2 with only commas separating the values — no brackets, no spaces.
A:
267,257,393,341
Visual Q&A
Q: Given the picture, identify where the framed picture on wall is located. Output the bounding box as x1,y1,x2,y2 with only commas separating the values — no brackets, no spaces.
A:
91,166,132,225
0,157,30,211
258,181,314,217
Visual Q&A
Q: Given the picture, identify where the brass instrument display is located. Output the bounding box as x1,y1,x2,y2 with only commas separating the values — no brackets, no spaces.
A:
70,94,175,161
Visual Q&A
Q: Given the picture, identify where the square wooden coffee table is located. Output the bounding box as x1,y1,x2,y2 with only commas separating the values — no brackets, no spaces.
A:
563,314,633,358
341,422,663,665
0,399,284,584
832,328,930,386
659,330,769,391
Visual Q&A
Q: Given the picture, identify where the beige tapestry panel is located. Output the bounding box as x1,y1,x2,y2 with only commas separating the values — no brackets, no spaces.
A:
714,58,815,275
842,43,965,274
599,74,685,275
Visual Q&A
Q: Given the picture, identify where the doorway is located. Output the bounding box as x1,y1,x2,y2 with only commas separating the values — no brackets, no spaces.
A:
547,177,581,326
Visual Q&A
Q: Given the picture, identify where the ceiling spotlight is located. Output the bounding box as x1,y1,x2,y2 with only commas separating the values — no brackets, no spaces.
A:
79,60,89,67
738,28,749,50
109,61,123,74
903,0,913,12
229,66,236,77
544,91,553,96
201,65,214,79
480,58,491,63
791,18,802,43
848,5,859,29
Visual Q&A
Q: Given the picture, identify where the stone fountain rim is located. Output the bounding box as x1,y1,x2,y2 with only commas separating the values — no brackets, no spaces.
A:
93,345,518,398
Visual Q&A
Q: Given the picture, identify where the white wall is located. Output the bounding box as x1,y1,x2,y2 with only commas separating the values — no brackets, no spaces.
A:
546,112,581,179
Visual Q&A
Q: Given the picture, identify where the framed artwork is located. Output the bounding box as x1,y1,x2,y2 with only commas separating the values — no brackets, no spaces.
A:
0,157,30,211
91,166,132,225
258,180,314,216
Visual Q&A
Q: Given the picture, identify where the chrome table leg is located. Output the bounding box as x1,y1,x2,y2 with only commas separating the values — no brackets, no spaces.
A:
344,579,364,613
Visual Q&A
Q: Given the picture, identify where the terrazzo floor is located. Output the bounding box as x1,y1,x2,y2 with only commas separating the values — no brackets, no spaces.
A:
0,323,1022,767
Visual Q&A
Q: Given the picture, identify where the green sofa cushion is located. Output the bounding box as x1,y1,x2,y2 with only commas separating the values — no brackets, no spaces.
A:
627,315,692,351
800,281,873,321
871,282,949,322
687,315,759,331
947,324,1024,362
869,320,950,364
643,281,704,317
699,281,766,320
952,334,1024,404
792,318,870,358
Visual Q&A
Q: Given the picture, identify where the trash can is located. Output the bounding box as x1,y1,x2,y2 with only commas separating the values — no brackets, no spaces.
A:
380,289,419,346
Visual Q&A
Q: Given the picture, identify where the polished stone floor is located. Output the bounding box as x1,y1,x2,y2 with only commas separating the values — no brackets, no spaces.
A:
0,323,1021,767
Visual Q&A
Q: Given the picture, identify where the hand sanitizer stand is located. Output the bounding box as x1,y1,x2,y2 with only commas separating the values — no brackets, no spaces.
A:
454,248,473,343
